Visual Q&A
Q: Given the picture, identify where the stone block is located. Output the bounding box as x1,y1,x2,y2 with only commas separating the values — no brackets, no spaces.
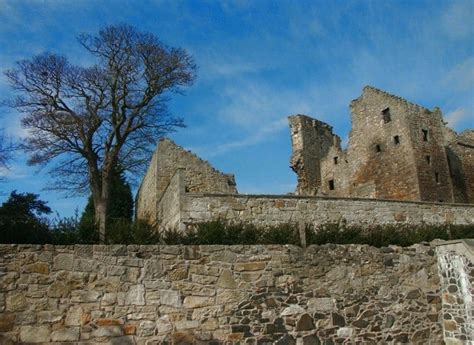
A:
295,313,315,331
307,297,333,312
24,262,49,274
53,254,74,270
91,325,123,337
20,325,50,343
217,270,238,289
160,289,181,307
337,327,354,338
0,313,15,332
175,320,199,331
51,327,80,342
137,320,156,337
6,292,27,311
71,290,102,303
156,315,173,334
125,284,145,306
65,305,83,326
48,280,68,298
234,262,266,271
281,304,305,316
183,296,214,308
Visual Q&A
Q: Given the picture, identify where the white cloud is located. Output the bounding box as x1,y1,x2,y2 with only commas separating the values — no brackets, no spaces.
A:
445,107,473,129
193,117,288,157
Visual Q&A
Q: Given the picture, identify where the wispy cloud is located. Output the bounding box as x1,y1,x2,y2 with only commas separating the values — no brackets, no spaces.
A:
441,0,474,40
445,108,473,130
194,117,288,157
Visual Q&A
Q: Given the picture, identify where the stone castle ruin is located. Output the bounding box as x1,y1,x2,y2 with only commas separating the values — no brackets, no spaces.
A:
1,86,473,345
289,86,474,204
136,86,474,230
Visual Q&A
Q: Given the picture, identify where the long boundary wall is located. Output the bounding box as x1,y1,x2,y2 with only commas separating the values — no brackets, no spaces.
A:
0,242,451,344
160,170,474,231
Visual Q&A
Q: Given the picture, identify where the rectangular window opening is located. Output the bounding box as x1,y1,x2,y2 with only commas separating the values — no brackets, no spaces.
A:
422,129,429,141
382,107,391,123
435,172,439,184
393,135,400,145
375,144,382,153
426,155,431,164
328,179,335,190
334,157,338,164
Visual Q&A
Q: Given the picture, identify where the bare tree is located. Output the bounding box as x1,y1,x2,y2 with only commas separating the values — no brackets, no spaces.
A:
4,24,196,241
0,129,16,178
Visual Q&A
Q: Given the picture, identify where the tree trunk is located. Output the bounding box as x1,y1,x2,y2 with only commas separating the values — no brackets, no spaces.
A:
95,200,107,243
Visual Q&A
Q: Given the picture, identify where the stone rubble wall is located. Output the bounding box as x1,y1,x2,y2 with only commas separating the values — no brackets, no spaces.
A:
0,243,447,344
180,193,474,229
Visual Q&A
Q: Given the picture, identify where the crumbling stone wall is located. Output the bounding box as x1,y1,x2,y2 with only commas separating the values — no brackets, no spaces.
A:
290,86,474,204
136,138,237,224
0,242,454,344
445,129,474,204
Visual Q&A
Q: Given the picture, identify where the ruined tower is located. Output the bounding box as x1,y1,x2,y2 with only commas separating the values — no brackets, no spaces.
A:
289,86,474,203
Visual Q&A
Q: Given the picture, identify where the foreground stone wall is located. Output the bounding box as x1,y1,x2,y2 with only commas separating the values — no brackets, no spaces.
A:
179,193,474,230
0,243,448,344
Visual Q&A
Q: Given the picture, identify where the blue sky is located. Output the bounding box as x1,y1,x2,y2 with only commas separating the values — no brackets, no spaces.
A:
0,0,473,217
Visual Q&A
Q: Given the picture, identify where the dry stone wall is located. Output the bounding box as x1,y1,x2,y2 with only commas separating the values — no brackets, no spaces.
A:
0,242,457,344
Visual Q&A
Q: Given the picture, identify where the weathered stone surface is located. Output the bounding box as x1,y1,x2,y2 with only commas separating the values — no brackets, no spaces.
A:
24,262,49,274
175,320,199,330
6,292,27,311
307,297,333,312
156,315,173,334
0,242,466,344
91,325,123,337
217,269,238,289
54,254,74,270
48,280,68,298
51,327,80,341
20,325,50,342
183,296,214,308
0,313,15,332
337,327,353,338
138,320,156,336
65,305,82,326
125,284,145,305
331,312,345,327
295,313,315,331
216,289,245,305
234,262,266,271
160,289,181,307
281,304,305,316
71,290,102,303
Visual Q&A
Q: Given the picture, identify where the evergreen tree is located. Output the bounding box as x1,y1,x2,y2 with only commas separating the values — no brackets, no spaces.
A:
79,166,133,242
0,191,52,243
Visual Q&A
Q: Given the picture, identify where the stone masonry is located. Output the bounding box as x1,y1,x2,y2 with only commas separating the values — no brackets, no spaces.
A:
289,86,474,203
2,241,471,344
